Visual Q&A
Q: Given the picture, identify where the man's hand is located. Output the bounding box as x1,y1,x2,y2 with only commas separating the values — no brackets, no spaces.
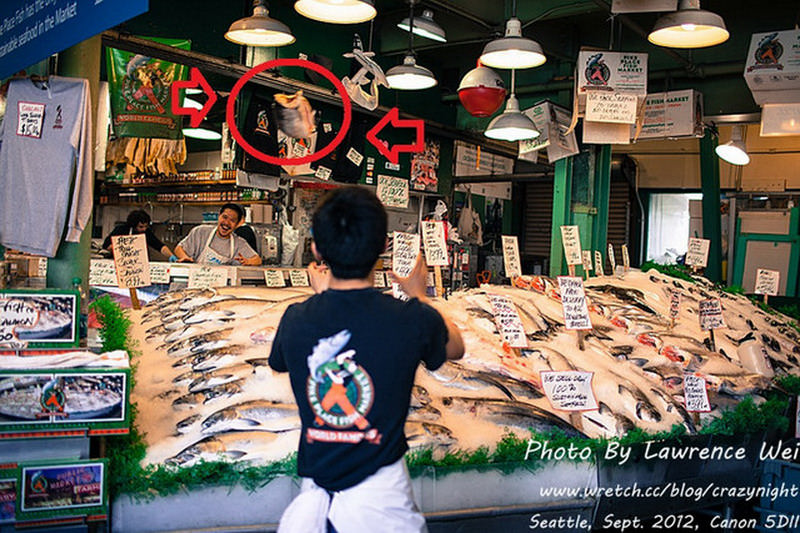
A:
235,253,262,266
391,255,428,300
178,257,194,263
308,261,331,294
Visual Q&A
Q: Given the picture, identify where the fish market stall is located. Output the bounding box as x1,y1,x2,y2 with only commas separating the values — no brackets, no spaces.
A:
111,268,800,531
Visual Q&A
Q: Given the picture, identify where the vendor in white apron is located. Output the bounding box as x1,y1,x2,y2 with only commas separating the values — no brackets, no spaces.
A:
173,204,262,266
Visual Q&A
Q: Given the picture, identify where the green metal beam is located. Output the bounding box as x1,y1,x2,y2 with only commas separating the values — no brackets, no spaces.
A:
699,131,723,282
592,145,612,261
549,157,573,277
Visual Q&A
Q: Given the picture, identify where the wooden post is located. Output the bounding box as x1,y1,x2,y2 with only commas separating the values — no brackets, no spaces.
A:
129,288,140,310
434,266,444,297
577,330,585,351
568,264,576,277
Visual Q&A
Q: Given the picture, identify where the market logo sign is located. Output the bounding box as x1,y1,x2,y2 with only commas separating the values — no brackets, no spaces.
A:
0,0,148,80
749,32,784,70
584,53,611,87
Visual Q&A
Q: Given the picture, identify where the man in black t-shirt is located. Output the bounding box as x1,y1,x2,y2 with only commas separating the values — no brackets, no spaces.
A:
269,187,463,533
102,209,174,260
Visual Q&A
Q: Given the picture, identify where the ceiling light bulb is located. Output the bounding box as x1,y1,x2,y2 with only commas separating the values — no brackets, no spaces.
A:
386,54,438,90
480,18,546,70
295,0,376,24
715,125,749,165
484,95,539,141
225,0,295,47
648,0,728,48
398,9,446,42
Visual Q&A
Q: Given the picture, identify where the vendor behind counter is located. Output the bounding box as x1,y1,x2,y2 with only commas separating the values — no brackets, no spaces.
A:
102,209,174,261
174,203,262,266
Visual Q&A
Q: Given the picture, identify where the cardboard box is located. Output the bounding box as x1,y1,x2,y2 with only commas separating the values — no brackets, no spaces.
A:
637,90,704,140
520,101,579,163
576,50,648,111
744,30,800,105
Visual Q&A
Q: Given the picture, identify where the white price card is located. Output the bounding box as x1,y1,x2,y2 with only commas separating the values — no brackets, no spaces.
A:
558,276,592,330
289,269,310,287
421,221,449,267
392,232,421,277
594,251,605,277
188,266,228,288
346,147,364,166
585,92,639,124
699,298,725,331
582,250,593,272
683,374,711,412
149,263,171,284
501,235,523,278
374,271,387,288
541,371,598,411
487,293,528,348
112,234,151,288
622,244,630,270
607,243,616,272
17,102,45,138
685,238,710,268
377,175,409,209
264,269,286,287
36,258,47,278
314,166,332,180
754,268,780,296
560,226,582,266
669,290,681,320
89,259,118,287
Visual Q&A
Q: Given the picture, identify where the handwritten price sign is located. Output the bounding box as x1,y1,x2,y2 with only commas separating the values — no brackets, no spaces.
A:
501,235,522,277
541,371,597,411
421,221,448,267
558,276,592,330
377,175,409,209
112,234,151,288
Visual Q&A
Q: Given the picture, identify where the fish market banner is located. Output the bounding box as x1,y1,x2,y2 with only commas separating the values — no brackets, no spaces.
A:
541,371,597,411
0,369,130,433
18,459,107,521
0,290,78,349
106,37,191,139
0,0,147,80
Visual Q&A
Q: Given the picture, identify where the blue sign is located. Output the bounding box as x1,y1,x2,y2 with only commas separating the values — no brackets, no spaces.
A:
0,0,148,80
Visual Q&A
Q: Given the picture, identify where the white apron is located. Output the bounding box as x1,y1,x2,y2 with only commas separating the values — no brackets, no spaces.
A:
199,228,234,265
277,458,427,533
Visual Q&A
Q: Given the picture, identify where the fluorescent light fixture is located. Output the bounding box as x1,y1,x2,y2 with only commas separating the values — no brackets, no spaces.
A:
648,0,728,48
480,18,546,69
485,94,539,141
225,0,295,47
398,9,446,42
294,0,376,24
386,54,437,90
184,128,222,140
715,125,749,165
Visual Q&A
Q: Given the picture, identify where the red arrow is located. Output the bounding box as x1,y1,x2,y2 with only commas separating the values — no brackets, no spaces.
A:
170,67,218,128
366,107,424,165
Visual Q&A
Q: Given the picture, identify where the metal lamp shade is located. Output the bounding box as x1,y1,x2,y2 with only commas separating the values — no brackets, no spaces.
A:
225,1,295,46
648,0,728,48
715,125,749,165
294,0,376,24
484,95,539,141
398,10,446,42
386,55,438,90
480,18,546,69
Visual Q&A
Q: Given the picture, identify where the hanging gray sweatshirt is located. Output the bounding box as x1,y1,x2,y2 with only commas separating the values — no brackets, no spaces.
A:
0,76,93,257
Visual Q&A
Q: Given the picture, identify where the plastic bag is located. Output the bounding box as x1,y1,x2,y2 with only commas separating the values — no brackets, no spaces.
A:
457,189,483,245
279,209,300,266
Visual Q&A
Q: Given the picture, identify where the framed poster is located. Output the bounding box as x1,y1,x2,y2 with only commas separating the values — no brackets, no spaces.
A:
17,460,107,521
0,369,130,434
0,290,79,349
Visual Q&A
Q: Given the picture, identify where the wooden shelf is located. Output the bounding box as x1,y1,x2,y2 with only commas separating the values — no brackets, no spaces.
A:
101,180,236,188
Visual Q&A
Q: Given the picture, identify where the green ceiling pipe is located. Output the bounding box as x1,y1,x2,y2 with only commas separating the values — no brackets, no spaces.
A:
699,130,722,282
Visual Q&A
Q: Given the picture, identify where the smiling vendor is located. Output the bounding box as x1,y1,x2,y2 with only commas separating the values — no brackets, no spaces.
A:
174,204,262,266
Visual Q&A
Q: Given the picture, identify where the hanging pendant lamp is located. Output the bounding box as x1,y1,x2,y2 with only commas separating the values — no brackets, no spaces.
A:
480,17,546,69
715,125,749,166
484,69,539,141
386,1,437,90
398,9,446,42
294,0,376,24
648,0,729,48
225,0,295,47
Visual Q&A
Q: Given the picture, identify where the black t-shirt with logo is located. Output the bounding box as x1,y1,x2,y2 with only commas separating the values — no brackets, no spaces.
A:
268,288,448,491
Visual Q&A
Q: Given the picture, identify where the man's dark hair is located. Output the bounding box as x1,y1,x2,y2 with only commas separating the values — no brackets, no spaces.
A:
312,186,387,279
220,203,245,223
126,209,151,228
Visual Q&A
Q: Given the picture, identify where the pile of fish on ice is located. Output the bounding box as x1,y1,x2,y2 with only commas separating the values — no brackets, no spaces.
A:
130,269,800,467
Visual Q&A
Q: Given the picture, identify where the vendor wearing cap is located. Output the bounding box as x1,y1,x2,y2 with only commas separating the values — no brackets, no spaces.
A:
174,203,262,266
103,209,175,260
